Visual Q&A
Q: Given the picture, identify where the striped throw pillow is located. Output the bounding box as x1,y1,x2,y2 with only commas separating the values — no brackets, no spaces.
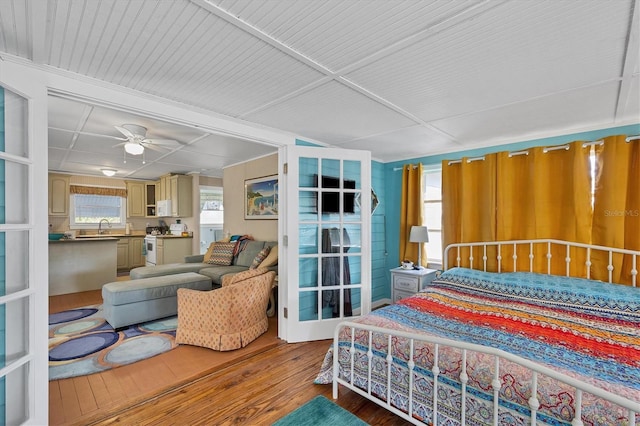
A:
207,242,236,265
250,246,271,269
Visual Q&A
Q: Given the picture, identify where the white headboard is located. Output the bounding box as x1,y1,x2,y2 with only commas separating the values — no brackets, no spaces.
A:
444,239,639,287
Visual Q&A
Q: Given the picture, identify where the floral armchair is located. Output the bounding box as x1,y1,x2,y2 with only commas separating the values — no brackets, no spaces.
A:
176,267,276,351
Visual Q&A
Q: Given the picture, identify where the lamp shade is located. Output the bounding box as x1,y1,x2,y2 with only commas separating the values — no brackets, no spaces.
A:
124,142,144,155
409,226,429,243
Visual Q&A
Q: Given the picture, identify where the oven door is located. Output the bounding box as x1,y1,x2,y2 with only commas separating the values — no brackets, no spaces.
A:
144,236,157,265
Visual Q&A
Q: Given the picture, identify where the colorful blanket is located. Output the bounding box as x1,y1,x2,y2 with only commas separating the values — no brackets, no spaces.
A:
317,268,640,425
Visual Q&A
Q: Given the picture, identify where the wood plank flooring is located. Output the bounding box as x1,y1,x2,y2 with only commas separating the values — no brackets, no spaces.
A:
49,289,411,425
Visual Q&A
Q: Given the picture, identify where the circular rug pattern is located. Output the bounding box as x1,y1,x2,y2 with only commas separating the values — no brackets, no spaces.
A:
49,304,177,380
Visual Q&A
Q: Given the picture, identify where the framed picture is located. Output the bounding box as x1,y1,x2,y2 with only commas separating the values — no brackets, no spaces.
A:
245,175,278,219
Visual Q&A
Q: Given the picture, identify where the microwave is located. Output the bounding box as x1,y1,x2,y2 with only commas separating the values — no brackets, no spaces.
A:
157,199,172,217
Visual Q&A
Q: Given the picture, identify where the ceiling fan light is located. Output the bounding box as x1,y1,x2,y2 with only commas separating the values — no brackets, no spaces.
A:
101,168,117,177
124,142,144,155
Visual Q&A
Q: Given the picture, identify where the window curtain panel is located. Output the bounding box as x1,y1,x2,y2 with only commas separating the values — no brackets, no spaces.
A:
591,135,640,285
399,164,425,265
442,155,497,269
496,141,592,275
69,185,127,197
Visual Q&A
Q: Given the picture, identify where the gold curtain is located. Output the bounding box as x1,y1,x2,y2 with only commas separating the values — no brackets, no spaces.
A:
591,135,640,285
442,155,497,269
399,164,424,265
497,141,592,275
70,185,127,197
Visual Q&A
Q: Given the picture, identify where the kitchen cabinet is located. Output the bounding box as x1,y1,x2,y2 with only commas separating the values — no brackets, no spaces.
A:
116,236,145,271
117,238,130,271
129,236,145,268
156,237,192,265
170,174,192,217
391,267,438,303
146,182,157,217
48,173,69,216
126,181,146,217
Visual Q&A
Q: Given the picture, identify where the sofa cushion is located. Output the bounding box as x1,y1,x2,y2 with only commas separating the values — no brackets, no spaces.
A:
258,244,278,268
208,241,236,265
250,246,271,269
235,241,268,267
102,272,212,306
198,265,248,285
130,263,209,279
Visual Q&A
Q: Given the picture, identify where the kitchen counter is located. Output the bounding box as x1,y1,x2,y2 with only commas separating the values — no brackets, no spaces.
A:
49,237,117,295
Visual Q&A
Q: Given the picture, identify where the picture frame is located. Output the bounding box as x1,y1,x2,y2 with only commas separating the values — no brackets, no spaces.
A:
245,175,278,219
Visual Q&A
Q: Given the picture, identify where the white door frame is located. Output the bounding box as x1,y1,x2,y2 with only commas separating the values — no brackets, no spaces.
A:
278,145,371,342
0,59,49,425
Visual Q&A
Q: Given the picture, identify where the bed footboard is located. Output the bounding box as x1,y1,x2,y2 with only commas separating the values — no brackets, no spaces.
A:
332,321,640,426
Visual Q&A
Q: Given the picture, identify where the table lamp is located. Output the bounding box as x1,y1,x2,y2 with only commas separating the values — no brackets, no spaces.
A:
409,226,429,269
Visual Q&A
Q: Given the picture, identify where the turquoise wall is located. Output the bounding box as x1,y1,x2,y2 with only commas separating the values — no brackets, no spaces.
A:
382,123,640,275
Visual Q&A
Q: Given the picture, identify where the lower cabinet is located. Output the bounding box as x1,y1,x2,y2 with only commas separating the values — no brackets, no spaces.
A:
117,239,130,271
156,237,193,265
129,237,145,268
117,236,146,271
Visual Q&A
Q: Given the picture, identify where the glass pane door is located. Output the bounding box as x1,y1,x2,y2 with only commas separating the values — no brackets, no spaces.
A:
282,145,370,342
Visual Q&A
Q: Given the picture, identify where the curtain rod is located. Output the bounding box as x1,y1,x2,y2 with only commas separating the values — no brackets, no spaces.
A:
447,156,485,165
393,164,419,171
627,135,639,142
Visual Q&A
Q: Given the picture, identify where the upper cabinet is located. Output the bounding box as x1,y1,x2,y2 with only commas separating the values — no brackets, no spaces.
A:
170,174,193,217
146,182,157,217
156,173,192,217
48,174,69,216
125,181,146,217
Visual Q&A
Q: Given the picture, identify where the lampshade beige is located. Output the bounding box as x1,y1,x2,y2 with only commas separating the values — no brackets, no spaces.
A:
409,226,429,268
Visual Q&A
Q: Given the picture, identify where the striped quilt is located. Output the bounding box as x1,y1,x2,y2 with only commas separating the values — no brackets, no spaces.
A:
316,268,640,425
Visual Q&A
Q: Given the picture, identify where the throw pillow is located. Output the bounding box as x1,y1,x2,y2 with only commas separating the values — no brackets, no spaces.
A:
258,244,278,268
250,246,271,269
207,241,236,265
202,242,217,263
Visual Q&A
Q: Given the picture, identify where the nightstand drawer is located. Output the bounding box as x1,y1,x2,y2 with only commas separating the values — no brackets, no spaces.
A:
393,275,419,292
393,290,414,303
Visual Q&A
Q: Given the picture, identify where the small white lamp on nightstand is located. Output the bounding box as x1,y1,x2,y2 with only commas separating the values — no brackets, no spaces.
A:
409,226,429,269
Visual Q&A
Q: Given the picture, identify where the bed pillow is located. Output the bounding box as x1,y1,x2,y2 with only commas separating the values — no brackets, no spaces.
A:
250,246,271,269
258,244,278,268
207,241,236,265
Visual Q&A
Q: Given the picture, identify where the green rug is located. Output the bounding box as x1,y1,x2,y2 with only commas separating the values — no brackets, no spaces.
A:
273,395,369,426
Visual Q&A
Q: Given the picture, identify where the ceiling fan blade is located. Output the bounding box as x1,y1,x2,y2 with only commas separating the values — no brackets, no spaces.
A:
114,125,136,139
49,126,128,141
143,138,182,147
111,142,126,148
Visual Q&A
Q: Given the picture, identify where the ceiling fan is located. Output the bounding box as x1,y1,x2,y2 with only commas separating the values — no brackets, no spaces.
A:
112,124,181,155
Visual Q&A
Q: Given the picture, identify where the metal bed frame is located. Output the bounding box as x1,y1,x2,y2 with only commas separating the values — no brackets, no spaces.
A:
332,239,640,425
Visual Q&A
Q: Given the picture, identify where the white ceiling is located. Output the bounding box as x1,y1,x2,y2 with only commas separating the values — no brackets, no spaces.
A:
1,0,638,180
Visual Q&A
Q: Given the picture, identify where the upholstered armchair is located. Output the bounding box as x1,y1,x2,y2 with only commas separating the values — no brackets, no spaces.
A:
176,267,276,351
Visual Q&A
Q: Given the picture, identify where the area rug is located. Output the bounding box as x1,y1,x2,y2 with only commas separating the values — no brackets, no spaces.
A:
49,305,177,380
273,395,369,426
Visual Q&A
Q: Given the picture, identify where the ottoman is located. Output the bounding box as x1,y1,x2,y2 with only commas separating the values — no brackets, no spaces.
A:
102,272,212,328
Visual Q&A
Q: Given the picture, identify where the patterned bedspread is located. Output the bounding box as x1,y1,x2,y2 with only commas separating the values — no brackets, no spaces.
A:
316,268,640,425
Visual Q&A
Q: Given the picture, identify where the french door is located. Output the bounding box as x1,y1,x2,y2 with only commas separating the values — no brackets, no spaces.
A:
0,62,49,424
279,145,371,342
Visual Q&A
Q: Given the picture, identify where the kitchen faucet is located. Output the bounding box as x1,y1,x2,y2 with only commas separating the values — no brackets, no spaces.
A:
98,218,111,234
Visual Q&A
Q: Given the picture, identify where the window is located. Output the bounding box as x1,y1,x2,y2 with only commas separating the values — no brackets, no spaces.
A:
70,194,126,229
422,167,442,265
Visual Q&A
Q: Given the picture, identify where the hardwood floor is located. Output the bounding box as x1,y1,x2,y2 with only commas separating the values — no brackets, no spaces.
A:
49,289,411,425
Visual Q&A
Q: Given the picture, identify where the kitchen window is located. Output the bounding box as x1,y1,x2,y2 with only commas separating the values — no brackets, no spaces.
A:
69,185,127,229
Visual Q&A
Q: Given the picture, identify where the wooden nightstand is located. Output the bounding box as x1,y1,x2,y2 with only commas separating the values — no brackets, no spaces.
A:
391,267,438,303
